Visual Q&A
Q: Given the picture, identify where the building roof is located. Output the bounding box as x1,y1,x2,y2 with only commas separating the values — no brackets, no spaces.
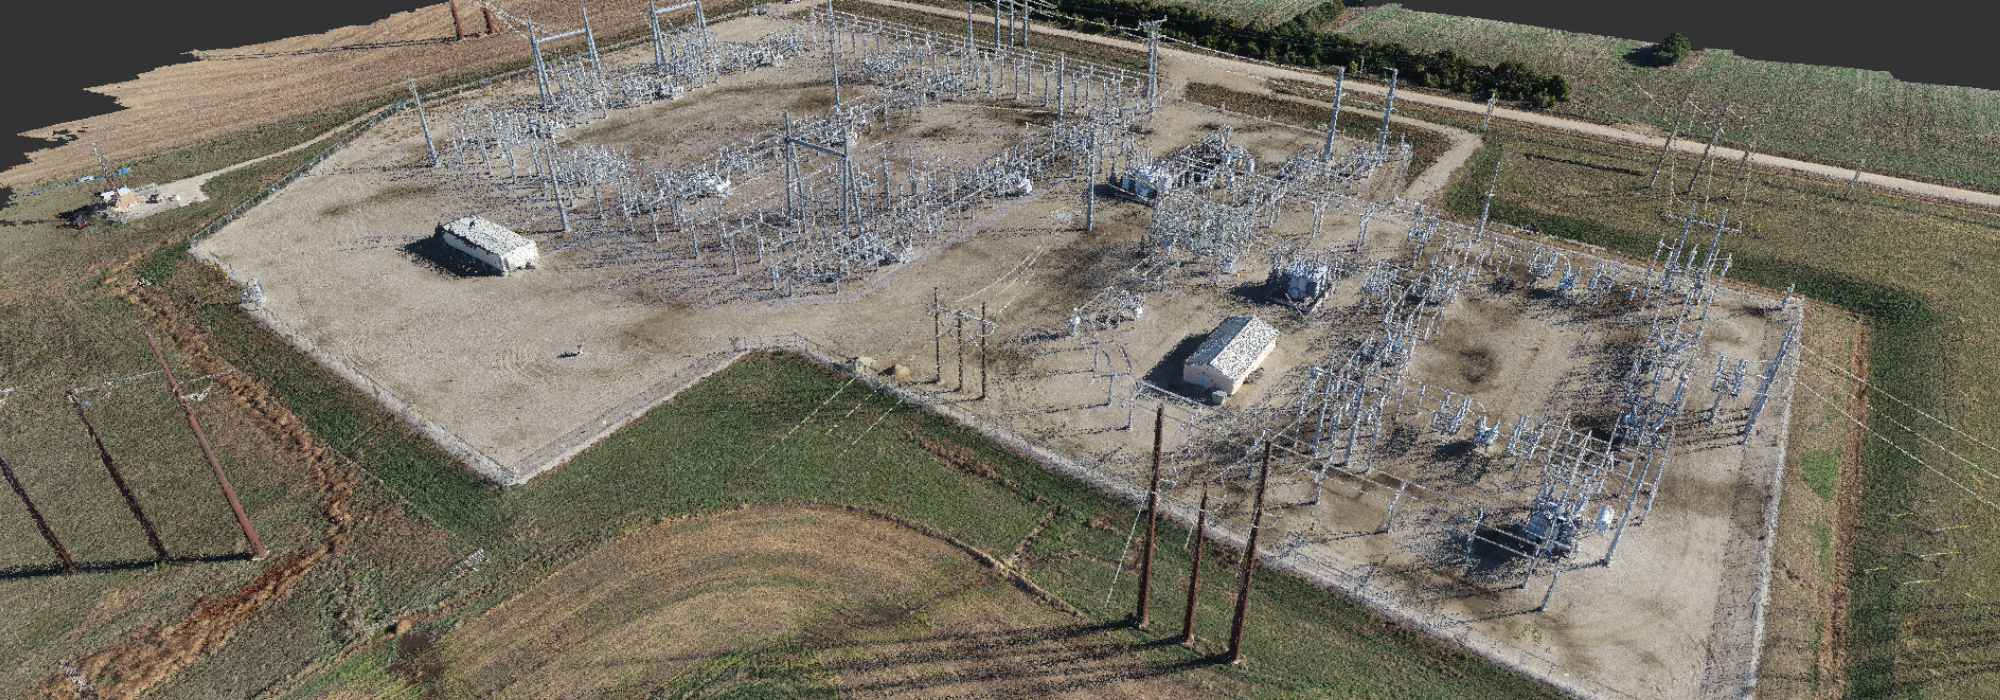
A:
439,215,534,256
1186,315,1278,380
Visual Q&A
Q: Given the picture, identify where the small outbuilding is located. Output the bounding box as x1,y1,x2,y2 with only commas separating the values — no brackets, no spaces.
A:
438,215,539,276
1183,315,1279,397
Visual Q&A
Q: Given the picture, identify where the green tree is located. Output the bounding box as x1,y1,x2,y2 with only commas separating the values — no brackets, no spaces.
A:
1659,32,1693,66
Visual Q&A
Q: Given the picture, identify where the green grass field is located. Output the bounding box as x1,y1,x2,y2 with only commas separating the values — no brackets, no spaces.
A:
1337,4,2000,193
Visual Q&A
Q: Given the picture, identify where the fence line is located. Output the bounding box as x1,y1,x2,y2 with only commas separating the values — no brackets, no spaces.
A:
171,7,1650,693
733,332,1639,700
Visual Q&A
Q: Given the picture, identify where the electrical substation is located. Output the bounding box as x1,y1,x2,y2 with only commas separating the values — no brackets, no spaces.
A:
188,3,1800,696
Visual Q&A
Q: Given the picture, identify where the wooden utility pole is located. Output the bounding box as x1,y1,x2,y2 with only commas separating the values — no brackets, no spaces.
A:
955,314,965,392
69,390,169,563
1180,480,1210,646
450,0,466,40
484,6,497,35
1135,403,1165,627
145,329,266,561
1227,440,1273,665
1,449,77,574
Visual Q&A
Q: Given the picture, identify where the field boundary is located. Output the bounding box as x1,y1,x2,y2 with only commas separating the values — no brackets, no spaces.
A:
734,335,1646,700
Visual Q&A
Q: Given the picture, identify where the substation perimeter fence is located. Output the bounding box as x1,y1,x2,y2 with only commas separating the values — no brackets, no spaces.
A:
732,333,1637,700
175,4,778,484
183,2,765,250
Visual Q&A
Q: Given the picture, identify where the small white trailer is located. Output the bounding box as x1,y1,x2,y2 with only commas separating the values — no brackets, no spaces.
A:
438,216,539,276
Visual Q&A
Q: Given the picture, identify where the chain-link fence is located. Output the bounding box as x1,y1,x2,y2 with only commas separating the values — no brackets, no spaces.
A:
732,332,1641,699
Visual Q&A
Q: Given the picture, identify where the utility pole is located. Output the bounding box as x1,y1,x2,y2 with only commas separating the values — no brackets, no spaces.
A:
1143,19,1163,108
934,287,943,382
1135,403,1165,627
1180,480,1211,646
145,329,266,561
90,142,118,192
450,0,466,40
980,302,989,400
1084,123,1097,230
1227,440,1273,665
1319,66,1346,161
1844,156,1868,200
1725,106,1769,200
1476,145,1502,237
69,390,169,562
1682,102,1732,196
1373,68,1398,156
829,0,843,105
1481,93,1497,132
2,449,77,574
1648,95,1692,189
956,313,966,392
411,75,438,167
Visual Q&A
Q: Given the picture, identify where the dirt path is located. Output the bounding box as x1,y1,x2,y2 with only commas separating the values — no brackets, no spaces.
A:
119,103,401,221
856,0,2000,214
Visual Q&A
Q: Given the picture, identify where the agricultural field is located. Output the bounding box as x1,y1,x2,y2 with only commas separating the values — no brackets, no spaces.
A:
1336,3,2000,193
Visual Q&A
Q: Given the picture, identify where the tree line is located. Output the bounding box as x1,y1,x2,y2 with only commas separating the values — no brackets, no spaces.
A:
1040,0,1573,108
